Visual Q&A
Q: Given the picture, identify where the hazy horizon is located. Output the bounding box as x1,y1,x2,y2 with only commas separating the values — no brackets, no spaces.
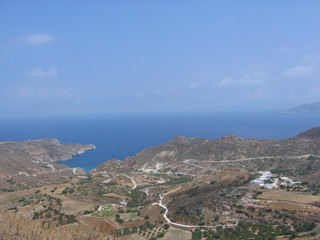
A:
1,1,320,117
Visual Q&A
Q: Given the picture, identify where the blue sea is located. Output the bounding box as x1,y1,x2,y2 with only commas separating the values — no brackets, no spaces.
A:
1,111,320,171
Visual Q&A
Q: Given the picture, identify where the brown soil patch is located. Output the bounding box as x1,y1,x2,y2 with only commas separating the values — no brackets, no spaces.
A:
79,216,119,233
103,192,128,200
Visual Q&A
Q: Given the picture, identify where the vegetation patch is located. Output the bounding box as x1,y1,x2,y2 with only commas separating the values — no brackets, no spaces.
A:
92,204,115,217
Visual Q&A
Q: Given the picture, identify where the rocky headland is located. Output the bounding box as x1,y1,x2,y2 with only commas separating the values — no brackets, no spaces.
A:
0,139,95,190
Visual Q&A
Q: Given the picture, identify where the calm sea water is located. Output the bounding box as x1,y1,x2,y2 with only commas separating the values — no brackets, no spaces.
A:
1,111,320,171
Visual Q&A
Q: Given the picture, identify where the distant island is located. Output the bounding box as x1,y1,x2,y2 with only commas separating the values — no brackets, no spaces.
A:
285,101,320,113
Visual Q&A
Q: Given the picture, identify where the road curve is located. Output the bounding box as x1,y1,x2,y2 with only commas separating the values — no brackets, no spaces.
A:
123,174,137,189
155,187,222,229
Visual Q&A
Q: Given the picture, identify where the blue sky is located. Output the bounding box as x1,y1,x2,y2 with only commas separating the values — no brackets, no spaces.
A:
1,1,320,117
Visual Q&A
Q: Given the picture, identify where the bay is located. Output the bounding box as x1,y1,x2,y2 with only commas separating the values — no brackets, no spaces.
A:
1,111,319,171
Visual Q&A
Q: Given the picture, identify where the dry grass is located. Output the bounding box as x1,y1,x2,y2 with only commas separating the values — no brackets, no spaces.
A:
61,199,94,215
266,201,320,213
79,216,119,233
120,213,142,222
0,212,111,240
116,233,146,240
258,190,320,203
162,227,191,240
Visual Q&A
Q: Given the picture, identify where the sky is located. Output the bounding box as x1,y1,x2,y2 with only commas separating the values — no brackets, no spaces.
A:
0,1,320,117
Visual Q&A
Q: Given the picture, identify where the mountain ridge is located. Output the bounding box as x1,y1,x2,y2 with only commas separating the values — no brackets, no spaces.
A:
93,127,320,183
285,101,320,113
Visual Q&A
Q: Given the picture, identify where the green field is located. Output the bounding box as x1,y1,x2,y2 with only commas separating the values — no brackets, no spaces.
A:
92,204,115,217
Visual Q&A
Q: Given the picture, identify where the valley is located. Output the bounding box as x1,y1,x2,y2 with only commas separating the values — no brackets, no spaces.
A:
1,128,320,239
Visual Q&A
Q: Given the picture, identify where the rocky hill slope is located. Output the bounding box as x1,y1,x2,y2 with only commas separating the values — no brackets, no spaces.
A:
94,127,320,182
0,139,95,190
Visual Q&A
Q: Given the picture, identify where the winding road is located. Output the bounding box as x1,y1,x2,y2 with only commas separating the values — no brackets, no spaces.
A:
123,174,137,189
153,187,225,229
182,154,317,170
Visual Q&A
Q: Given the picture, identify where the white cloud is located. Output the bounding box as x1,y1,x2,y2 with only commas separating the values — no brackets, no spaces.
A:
283,53,320,77
20,34,58,44
188,82,199,89
24,66,58,78
218,72,265,87
283,65,313,77
133,93,145,98
218,77,233,86
17,86,73,100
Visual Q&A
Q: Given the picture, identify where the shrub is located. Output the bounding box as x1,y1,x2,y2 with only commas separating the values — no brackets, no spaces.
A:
157,232,165,238
115,218,124,223
61,189,68,194
163,224,170,229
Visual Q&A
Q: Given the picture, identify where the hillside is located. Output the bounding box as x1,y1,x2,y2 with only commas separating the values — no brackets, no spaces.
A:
93,127,320,183
1,129,320,239
0,139,95,190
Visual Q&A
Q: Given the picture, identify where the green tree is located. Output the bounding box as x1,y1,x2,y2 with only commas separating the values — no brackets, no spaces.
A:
192,228,202,240
131,226,138,233
123,228,130,235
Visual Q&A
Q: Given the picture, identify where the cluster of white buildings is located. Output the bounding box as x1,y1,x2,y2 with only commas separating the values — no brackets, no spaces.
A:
250,171,276,189
279,176,301,187
250,171,301,189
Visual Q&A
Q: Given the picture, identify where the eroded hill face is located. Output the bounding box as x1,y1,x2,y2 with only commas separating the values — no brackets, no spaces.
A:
0,139,95,190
